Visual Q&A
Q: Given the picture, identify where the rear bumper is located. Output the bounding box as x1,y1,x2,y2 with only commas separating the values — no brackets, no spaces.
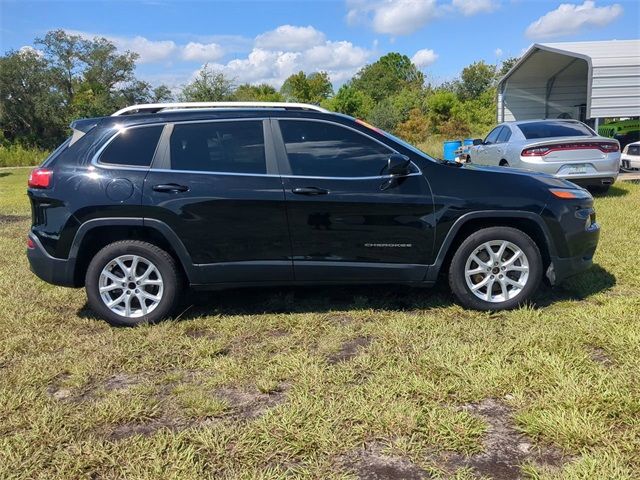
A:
27,233,77,287
520,153,620,183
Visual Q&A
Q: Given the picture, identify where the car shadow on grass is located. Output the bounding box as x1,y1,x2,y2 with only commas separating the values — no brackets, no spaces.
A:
591,184,630,198
534,264,616,308
76,265,615,322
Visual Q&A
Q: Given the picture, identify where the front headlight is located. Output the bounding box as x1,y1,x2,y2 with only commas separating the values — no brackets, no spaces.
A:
549,188,593,200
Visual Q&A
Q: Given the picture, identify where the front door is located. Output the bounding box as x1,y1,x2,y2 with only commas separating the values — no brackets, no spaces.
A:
273,118,435,282
143,119,292,284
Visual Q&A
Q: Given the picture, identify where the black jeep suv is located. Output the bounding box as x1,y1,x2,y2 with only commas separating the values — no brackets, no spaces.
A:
27,102,600,326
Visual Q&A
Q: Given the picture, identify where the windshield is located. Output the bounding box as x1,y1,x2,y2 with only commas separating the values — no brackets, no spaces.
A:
518,121,594,139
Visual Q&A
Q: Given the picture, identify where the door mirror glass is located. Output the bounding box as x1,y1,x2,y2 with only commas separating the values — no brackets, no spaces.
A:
473,138,483,146
386,153,411,176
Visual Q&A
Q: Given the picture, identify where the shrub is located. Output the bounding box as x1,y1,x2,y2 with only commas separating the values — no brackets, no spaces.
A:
0,144,49,167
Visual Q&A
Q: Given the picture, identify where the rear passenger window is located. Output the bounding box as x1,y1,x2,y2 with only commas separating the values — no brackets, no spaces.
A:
100,126,163,167
169,121,266,174
497,127,511,143
484,127,502,145
279,120,392,177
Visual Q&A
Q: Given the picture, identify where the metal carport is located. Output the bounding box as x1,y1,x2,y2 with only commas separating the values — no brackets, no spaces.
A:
497,39,640,128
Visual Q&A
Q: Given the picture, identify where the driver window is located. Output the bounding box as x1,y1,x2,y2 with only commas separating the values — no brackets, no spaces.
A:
279,120,393,177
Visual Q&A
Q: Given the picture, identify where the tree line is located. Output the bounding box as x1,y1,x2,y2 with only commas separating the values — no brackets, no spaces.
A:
0,30,518,149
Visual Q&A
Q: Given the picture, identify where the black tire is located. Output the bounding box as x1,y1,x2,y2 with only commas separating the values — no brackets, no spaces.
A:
448,227,542,311
85,240,182,326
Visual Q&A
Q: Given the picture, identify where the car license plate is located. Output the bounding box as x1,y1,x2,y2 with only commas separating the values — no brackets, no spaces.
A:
567,165,587,175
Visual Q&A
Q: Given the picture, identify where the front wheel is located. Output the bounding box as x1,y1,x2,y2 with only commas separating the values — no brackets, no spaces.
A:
448,227,542,310
85,240,182,326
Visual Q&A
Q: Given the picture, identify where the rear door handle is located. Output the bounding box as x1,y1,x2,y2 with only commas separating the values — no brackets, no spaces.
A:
153,183,189,193
291,187,329,196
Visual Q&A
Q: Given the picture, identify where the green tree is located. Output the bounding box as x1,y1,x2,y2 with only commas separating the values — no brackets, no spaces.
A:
280,71,333,104
181,65,235,102
321,83,373,118
351,53,424,102
152,85,174,103
0,49,66,147
456,61,497,101
498,57,519,77
233,83,284,102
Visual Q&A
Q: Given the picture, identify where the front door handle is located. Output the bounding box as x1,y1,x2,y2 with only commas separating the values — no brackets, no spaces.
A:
153,183,189,193
291,187,329,196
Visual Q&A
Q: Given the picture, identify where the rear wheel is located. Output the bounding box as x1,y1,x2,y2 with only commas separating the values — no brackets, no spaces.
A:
85,240,182,326
448,227,542,310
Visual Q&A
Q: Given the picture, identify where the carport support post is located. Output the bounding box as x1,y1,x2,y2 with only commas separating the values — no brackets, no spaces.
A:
594,117,600,132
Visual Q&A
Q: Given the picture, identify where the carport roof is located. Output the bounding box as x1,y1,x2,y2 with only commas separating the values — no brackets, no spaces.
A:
499,39,640,119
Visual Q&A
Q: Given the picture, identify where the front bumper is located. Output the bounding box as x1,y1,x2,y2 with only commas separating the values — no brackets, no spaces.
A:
546,222,600,285
27,233,77,287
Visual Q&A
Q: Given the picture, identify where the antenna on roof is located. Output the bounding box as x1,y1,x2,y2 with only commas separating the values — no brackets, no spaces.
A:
111,102,329,116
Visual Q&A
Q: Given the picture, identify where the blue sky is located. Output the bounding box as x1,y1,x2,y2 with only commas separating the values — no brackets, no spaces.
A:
1,0,638,90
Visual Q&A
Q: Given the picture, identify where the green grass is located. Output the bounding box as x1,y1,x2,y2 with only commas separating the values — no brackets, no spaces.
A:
1,168,639,479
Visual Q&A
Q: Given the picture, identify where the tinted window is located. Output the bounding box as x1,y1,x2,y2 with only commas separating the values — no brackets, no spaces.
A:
484,127,502,145
100,126,163,166
279,120,393,177
518,121,594,139
169,121,266,174
497,127,512,143
628,145,640,156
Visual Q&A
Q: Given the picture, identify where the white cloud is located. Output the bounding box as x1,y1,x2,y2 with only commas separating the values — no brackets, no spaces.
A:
18,45,44,57
255,25,326,51
209,39,371,87
66,30,177,63
182,42,224,62
495,47,503,57
411,48,438,68
452,0,498,16
347,0,438,35
526,1,623,39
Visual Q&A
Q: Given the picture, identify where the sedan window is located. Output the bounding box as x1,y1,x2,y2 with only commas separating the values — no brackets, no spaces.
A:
484,127,503,145
497,127,512,143
518,121,594,139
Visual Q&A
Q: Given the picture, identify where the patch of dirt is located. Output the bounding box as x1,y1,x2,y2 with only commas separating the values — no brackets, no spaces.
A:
109,417,187,441
588,346,614,367
327,336,372,364
325,313,354,325
0,214,29,225
436,399,565,479
216,385,287,420
48,372,146,403
340,443,428,480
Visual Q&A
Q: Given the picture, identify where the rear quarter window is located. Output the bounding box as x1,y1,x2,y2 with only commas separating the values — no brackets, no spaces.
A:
518,122,594,139
99,125,164,167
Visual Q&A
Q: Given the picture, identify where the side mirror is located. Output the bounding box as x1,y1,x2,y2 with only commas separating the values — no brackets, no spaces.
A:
473,138,483,146
386,153,411,176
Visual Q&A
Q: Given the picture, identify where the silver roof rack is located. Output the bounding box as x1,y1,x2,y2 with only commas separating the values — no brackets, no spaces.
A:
111,101,329,116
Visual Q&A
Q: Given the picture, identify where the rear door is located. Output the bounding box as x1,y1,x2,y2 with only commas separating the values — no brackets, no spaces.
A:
476,127,503,165
143,118,293,284
272,118,434,282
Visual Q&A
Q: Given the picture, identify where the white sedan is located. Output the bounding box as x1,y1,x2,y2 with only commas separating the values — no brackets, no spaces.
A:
621,141,640,170
468,119,621,193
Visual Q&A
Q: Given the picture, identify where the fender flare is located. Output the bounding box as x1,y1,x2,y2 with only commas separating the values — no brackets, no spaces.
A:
68,217,196,282
426,210,555,281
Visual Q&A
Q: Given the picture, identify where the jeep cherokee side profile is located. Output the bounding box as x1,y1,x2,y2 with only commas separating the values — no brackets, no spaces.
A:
27,102,600,326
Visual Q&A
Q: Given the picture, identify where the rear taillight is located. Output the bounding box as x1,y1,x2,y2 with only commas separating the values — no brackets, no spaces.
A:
27,237,35,249
522,142,619,156
28,168,53,189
